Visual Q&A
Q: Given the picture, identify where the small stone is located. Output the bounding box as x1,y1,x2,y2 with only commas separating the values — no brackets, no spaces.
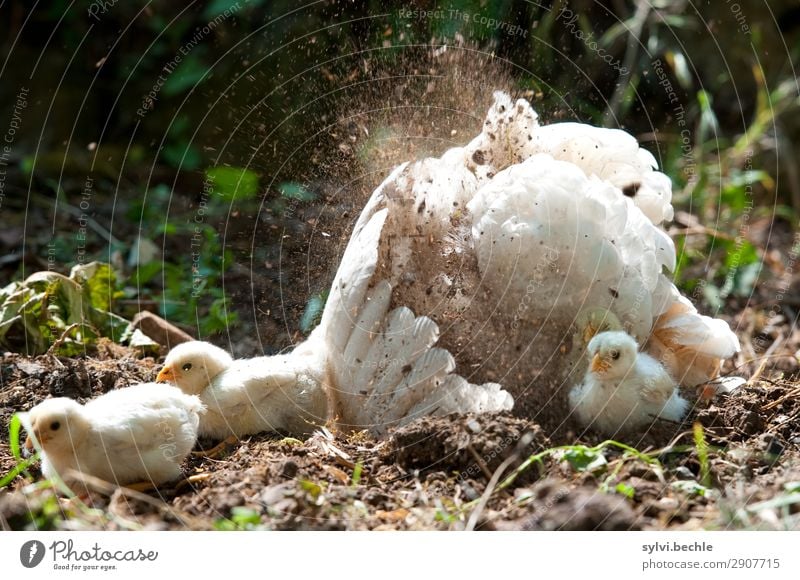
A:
657,497,680,511
280,460,299,479
16,361,45,376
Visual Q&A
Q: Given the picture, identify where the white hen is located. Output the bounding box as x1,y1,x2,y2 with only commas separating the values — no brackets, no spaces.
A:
156,91,737,437
20,383,203,491
568,331,689,434
156,340,328,439
323,91,738,433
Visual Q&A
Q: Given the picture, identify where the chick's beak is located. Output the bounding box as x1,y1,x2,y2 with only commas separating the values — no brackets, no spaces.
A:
156,365,177,383
591,353,610,374
24,426,46,451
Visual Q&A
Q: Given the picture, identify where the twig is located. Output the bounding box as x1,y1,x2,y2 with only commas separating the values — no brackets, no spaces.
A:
465,452,519,532
762,384,800,412
670,226,737,242
46,322,101,355
749,334,785,385
466,444,494,481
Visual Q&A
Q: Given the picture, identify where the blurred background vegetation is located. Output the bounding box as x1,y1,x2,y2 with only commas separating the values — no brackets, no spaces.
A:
0,0,798,358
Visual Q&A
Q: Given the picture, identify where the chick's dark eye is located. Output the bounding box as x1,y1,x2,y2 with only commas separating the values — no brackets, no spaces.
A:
610,350,620,360
50,421,61,431
182,363,192,372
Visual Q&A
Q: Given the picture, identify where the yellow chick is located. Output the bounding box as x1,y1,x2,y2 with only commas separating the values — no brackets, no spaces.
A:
156,341,328,440
568,331,689,435
21,383,203,491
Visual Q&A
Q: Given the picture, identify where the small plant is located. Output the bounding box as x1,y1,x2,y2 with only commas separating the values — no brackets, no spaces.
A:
350,462,363,487
213,506,264,531
561,446,608,474
0,414,37,488
693,422,712,488
672,479,715,498
0,263,156,356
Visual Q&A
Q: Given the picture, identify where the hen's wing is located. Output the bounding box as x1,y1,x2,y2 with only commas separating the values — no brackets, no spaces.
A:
647,277,740,387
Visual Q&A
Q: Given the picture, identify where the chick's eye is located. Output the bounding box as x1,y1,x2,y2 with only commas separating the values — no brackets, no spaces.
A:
50,421,61,431
610,350,620,360
182,363,193,372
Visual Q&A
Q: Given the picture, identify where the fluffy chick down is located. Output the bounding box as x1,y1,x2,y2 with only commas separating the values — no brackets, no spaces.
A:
20,383,204,490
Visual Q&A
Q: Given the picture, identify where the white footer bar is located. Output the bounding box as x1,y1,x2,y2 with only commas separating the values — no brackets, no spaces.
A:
2,531,798,578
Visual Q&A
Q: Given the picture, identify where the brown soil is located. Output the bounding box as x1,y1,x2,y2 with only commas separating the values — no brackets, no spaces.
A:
1,343,798,530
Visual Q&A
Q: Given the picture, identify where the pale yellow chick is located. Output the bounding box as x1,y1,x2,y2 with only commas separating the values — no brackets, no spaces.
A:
156,341,328,440
20,383,203,491
568,331,689,435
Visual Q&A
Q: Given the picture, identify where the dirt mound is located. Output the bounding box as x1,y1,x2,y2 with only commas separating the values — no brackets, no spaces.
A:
387,413,550,484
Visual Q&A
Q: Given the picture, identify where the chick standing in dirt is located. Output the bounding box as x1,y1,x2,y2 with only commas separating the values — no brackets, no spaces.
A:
156,340,328,441
21,383,203,491
568,331,689,435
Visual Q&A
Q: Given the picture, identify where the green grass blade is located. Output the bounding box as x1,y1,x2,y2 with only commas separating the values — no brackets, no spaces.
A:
0,457,37,488
9,413,23,461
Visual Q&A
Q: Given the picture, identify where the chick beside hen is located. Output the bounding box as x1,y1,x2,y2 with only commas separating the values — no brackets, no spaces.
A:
156,340,328,439
21,383,203,491
568,331,689,435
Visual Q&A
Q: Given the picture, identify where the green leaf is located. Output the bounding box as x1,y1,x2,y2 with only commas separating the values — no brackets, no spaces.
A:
213,507,263,531
693,422,711,488
561,447,607,473
9,413,23,462
697,90,719,142
132,262,163,286
278,181,317,202
614,482,635,499
205,166,260,202
70,262,118,313
300,293,327,334
783,482,800,494
671,480,710,497
0,413,37,488
299,479,323,500
351,462,363,487
212,518,236,531
230,506,261,526
202,0,249,19
163,53,210,97
0,457,37,488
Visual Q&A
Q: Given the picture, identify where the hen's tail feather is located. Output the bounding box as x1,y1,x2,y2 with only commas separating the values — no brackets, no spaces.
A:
352,306,415,390
329,279,514,433
378,347,456,424
340,280,393,374
404,376,514,426
368,310,440,399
